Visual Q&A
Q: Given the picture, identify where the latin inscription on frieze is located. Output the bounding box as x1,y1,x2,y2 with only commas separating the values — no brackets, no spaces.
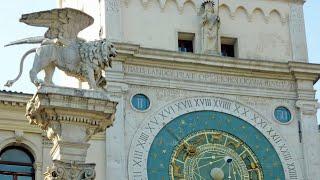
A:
124,65,296,90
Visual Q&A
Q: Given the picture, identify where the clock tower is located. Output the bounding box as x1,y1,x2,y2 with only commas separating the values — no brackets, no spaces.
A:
57,0,320,179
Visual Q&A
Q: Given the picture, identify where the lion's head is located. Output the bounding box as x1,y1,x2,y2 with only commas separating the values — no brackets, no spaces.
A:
101,40,117,67
79,39,117,69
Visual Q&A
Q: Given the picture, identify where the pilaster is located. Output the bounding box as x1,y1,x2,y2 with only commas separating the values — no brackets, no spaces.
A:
104,78,129,179
105,0,123,41
295,75,320,180
34,162,43,180
289,1,308,62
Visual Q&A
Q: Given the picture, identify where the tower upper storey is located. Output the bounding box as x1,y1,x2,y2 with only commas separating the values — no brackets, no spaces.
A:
59,0,308,63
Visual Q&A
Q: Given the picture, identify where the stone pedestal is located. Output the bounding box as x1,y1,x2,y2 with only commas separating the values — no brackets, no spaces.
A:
25,86,117,180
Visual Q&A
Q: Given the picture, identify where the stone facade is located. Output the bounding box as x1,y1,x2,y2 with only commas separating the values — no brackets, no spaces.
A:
59,0,308,62
1,0,319,180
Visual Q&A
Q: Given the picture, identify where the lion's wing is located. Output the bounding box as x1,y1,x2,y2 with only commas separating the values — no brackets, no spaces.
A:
20,8,94,40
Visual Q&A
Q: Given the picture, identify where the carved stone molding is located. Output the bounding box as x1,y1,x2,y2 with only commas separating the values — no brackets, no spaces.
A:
25,85,117,163
296,100,318,116
14,130,24,143
126,0,288,24
44,160,95,180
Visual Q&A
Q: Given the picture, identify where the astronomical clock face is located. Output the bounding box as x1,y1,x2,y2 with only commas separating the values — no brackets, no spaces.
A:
147,111,285,180
169,130,263,180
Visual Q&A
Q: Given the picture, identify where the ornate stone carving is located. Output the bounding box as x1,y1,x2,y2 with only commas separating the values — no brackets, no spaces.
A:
44,160,95,180
14,130,24,143
200,1,220,55
24,86,117,180
26,87,116,149
4,8,117,90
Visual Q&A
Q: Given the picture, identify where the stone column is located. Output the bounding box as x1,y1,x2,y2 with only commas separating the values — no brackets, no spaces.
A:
25,86,117,180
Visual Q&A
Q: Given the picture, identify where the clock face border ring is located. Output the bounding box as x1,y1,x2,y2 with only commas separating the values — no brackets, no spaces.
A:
147,111,285,180
128,96,300,180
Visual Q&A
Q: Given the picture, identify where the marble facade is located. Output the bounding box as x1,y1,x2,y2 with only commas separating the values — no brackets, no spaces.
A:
0,0,319,179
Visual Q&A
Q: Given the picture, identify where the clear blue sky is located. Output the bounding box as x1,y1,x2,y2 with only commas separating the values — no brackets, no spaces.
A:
0,1,319,121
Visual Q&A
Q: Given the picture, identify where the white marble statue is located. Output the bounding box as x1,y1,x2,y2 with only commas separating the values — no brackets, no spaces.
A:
4,8,117,90
201,1,220,55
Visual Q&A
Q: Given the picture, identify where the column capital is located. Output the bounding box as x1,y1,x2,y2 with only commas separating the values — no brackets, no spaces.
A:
296,100,318,115
25,86,117,163
44,160,95,180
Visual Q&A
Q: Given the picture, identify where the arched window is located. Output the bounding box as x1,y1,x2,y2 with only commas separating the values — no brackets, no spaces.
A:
0,146,35,180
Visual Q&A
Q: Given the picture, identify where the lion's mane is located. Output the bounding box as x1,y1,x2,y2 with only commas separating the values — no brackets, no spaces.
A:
78,39,109,68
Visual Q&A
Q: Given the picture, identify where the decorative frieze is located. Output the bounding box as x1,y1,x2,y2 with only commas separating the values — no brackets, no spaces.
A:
125,0,287,24
124,65,296,90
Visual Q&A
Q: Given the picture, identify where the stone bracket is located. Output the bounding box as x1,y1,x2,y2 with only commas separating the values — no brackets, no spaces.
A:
25,86,117,163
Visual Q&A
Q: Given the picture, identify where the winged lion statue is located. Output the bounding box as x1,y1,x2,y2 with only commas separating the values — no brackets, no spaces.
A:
4,8,117,90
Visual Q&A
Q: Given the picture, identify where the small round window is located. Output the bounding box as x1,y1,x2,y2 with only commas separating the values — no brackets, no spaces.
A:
131,94,150,111
274,106,292,123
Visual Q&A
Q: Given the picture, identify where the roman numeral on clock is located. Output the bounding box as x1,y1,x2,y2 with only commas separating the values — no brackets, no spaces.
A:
136,132,149,149
134,150,143,160
133,171,143,179
132,150,144,167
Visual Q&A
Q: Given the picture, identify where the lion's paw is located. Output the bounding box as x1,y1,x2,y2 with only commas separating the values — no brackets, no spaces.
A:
4,80,14,87
33,79,45,87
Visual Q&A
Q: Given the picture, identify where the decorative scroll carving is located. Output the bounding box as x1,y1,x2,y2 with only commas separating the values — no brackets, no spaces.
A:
25,88,117,143
44,160,96,180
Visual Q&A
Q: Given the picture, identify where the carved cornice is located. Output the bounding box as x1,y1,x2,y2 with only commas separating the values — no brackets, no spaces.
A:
123,0,292,24
115,42,320,84
289,62,320,83
26,86,117,142
24,86,117,163
0,91,31,107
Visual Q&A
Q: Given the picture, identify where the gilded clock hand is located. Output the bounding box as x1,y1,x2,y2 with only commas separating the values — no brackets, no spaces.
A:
224,156,233,179
197,158,225,169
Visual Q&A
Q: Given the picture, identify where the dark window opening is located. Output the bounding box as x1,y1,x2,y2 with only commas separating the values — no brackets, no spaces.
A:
178,32,195,53
221,37,237,58
178,40,193,53
221,44,235,57
0,147,35,180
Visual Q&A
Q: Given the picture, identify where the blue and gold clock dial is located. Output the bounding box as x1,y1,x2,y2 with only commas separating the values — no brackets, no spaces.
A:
147,111,285,180
170,130,262,180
